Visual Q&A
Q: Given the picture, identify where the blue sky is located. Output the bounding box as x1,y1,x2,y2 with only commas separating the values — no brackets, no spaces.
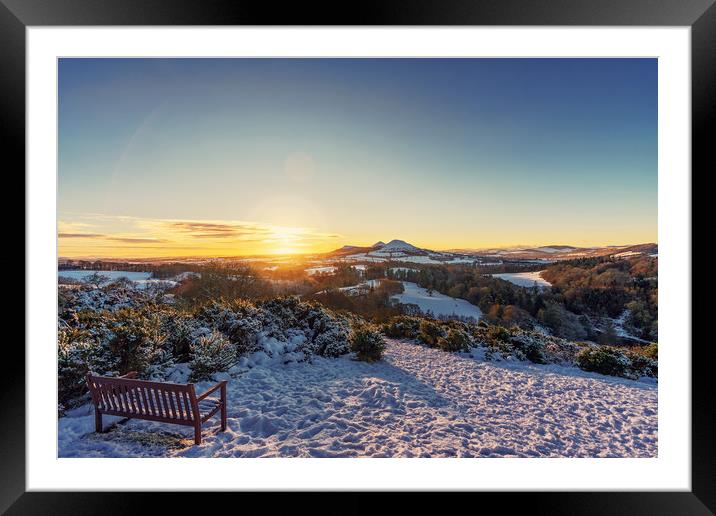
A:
58,58,657,257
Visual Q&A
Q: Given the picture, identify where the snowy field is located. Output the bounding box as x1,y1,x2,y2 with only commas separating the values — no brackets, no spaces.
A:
391,282,482,320
305,266,337,276
491,271,552,288
58,340,657,458
58,270,152,282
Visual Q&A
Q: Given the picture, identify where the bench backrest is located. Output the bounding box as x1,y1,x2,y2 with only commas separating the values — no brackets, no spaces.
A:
86,374,199,423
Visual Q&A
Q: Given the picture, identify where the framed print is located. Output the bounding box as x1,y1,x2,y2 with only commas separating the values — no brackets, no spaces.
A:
4,0,712,513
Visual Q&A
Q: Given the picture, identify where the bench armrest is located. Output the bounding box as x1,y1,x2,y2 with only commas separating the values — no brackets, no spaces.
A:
197,380,227,401
120,371,139,379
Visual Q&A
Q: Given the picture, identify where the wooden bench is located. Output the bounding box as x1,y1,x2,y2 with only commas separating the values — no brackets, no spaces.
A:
86,372,227,445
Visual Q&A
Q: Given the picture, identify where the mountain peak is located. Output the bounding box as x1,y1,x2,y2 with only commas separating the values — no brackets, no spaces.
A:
372,241,386,248
381,239,421,252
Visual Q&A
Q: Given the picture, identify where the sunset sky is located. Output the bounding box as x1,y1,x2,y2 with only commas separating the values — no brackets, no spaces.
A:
58,58,657,258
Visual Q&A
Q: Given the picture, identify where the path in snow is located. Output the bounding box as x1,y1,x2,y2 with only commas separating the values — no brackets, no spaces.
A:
59,340,657,458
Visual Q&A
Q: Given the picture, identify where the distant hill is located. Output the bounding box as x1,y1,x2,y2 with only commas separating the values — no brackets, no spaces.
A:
327,239,431,258
449,243,658,261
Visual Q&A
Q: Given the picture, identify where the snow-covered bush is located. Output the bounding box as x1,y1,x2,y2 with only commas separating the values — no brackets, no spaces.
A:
576,347,631,377
639,342,658,360
105,309,174,378
294,303,351,357
189,331,237,381
383,316,422,339
58,326,118,406
350,325,386,362
198,299,265,354
626,352,658,378
160,310,205,359
437,328,472,352
577,345,658,379
472,324,580,365
507,332,547,364
486,325,511,344
58,282,169,314
418,319,445,347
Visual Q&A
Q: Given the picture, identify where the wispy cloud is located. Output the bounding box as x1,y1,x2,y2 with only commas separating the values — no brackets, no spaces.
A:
58,233,105,239
107,237,169,244
57,213,343,257
167,221,273,239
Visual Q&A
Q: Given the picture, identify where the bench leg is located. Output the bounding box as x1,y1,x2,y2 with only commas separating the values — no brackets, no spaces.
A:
94,407,103,433
194,423,202,445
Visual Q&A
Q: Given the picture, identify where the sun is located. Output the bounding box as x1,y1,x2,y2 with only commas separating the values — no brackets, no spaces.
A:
266,228,304,255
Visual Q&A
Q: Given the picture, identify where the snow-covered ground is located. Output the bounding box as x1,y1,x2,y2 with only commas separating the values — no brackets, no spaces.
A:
391,282,482,320
58,270,152,282
305,266,337,276
339,279,381,293
57,270,179,289
491,271,551,288
340,252,476,265
58,340,657,458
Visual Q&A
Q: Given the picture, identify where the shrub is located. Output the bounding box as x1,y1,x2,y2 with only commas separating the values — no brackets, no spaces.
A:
311,321,351,357
198,299,265,352
58,327,118,407
418,319,444,347
576,346,631,377
626,351,658,378
640,342,658,360
295,303,351,357
106,309,173,377
189,331,237,381
487,325,510,343
437,328,472,352
509,333,547,364
350,325,386,362
160,311,204,360
383,316,421,339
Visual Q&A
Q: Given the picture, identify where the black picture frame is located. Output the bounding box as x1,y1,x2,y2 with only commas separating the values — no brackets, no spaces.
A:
4,0,710,513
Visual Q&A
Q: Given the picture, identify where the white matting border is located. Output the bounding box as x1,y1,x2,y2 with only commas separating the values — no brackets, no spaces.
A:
27,27,690,491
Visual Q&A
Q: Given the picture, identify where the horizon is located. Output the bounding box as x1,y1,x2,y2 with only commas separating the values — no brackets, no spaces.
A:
59,58,657,258
57,237,657,261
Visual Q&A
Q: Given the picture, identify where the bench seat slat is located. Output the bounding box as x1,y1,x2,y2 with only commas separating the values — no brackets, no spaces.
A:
154,389,165,418
161,390,171,418
168,389,178,419
139,387,151,416
128,386,140,414
182,391,193,421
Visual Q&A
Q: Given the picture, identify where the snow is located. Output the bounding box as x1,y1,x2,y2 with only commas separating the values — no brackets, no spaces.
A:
338,279,381,295
534,246,575,254
492,271,552,288
444,257,476,264
305,266,337,276
342,253,387,263
58,340,657,458
613,251,642,258
58,270,152,282
339,248,473,265
379,239,422,252
391,282,482,321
